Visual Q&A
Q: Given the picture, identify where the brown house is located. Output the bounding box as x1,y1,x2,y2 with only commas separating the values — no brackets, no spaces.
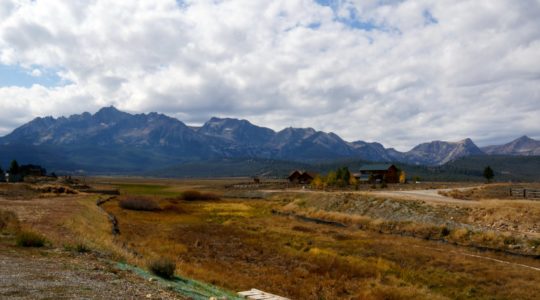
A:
355,164,399,184
287,170,316,184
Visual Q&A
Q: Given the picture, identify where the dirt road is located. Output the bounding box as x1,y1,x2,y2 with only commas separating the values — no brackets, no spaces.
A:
263,186,482,204
368,188,477,204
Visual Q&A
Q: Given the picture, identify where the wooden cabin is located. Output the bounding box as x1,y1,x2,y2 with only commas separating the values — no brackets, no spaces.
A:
355,164,399,184
287,170,302,183
287,170,316,184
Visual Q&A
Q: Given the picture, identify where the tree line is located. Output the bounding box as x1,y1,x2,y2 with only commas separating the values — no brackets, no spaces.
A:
1,160,48,182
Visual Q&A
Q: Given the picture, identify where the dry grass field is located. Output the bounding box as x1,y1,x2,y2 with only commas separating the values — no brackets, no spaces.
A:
2,179,540,299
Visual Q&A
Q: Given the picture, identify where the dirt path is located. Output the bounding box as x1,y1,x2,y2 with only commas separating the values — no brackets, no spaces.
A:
0,245,183,299
262,186,481,204
360,186,488,205
369,188,476,204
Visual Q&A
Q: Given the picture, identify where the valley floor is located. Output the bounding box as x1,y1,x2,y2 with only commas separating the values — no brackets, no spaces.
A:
1,179,540,299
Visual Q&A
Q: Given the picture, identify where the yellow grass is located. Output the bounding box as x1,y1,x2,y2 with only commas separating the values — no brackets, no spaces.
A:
4,179,540,299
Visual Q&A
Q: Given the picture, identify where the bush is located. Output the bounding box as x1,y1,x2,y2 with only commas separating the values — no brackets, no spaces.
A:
16,230,46,247
148,257,176,279
75,243,90,253
180,190,220,201
119,197,161,211
63,242,91,253
440,226,451,237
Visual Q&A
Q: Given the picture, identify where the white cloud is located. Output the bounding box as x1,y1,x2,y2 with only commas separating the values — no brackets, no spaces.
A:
30,68,42,77
0,0,539,151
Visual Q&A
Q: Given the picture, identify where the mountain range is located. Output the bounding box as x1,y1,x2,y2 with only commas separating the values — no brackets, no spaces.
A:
0,106,538,173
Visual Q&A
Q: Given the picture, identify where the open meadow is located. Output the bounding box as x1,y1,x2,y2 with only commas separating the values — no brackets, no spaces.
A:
1,178,540,299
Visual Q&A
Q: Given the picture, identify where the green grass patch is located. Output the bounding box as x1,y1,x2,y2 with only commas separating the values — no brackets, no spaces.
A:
117,262,242,300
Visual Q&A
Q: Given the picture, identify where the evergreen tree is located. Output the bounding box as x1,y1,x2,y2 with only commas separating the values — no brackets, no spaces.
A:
336,168,343,181
483,166,494,183
342,167,350,186
8,160,19,175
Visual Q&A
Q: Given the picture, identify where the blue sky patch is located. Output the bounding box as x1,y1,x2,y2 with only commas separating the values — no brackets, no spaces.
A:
315,0,380,31
0,64,68,88
423,10,438,25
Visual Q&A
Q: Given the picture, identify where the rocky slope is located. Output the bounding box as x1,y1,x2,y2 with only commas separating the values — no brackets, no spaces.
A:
482,136,540,156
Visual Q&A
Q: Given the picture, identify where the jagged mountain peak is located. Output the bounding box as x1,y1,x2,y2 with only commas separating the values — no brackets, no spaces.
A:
202,117,257,130
93,105,131,123
2,106,538,172
517,135,532,140
199,116,275,146
403,138,484,165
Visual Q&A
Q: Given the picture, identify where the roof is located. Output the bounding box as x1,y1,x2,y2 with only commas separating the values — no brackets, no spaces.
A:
299,172,317,179
288,170,302,177
359,164,395,171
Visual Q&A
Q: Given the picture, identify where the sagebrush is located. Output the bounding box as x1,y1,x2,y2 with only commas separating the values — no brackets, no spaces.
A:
16,230,46,247
180,190,220,201
148,257,176,279
119,197,161,211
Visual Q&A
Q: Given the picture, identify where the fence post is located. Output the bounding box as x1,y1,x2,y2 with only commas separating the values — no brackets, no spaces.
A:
524,189,527,198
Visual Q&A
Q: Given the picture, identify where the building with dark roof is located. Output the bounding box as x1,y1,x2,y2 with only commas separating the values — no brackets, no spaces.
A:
287,170,316,184
354,164,399,184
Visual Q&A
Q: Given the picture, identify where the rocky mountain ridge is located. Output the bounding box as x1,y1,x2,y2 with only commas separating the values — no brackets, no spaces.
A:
0,106,538,172
482,135,540,156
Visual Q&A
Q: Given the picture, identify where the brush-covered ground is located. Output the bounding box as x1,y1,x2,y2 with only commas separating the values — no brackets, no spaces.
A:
95,178,540,299
2,178,540,299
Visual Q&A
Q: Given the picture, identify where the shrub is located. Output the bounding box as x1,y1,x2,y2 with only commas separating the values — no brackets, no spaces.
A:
63,242,91,253
180,190,220,201
440,226,451,237
16,230,46,247
76,243,90,253
148,257,176,279
119,197,161,211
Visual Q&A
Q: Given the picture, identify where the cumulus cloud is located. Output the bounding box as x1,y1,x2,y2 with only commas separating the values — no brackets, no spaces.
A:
0,0,539,150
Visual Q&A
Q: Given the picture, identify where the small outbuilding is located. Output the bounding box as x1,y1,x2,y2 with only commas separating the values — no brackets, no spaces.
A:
355,164,400,184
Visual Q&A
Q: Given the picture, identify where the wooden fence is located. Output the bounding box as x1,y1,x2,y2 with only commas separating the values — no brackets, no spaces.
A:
510,188,540,199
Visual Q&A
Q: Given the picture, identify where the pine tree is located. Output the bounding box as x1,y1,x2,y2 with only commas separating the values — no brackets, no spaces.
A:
342,167,350,186
8,160,19,175
483,166,494,183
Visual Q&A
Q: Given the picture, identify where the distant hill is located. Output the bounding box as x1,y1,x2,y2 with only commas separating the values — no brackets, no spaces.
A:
397,138,485,165
0,106,539,176
482,136,540,156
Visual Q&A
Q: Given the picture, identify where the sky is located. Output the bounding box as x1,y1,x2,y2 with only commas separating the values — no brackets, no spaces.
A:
0,0,539,151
